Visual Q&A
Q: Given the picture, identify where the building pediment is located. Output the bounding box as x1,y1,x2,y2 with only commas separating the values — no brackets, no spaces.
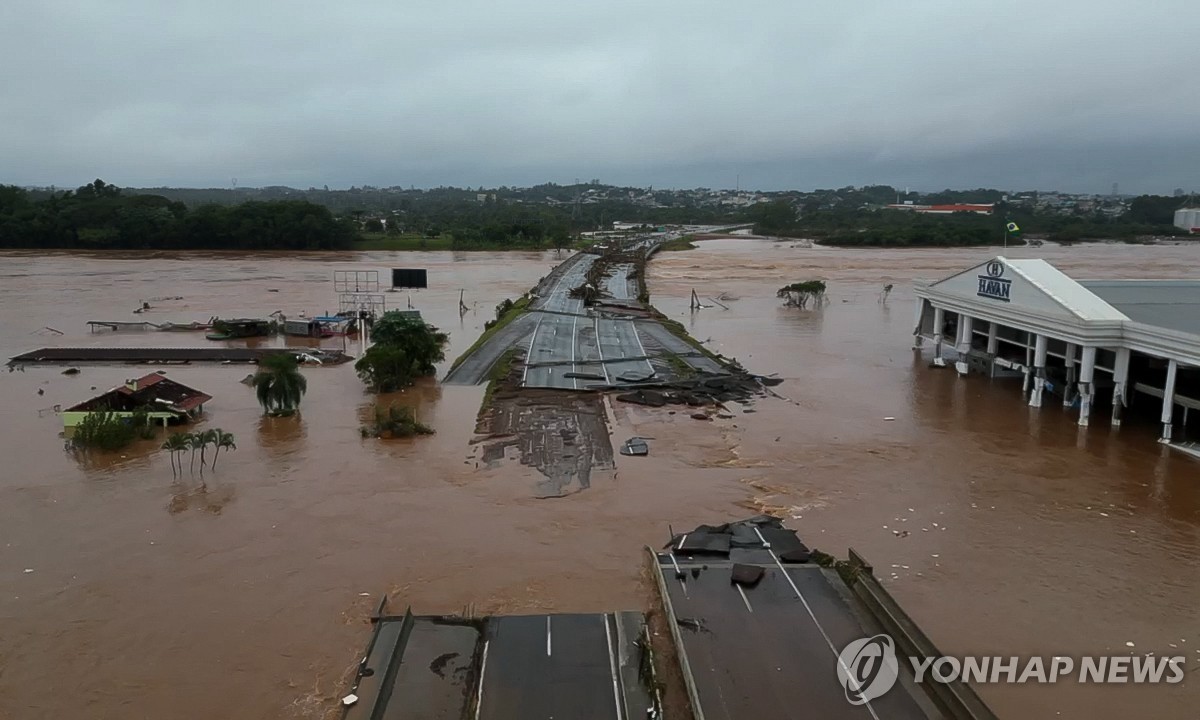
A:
924,257,1128,324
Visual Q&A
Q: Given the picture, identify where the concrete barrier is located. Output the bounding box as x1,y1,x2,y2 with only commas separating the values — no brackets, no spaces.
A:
844,548,998,720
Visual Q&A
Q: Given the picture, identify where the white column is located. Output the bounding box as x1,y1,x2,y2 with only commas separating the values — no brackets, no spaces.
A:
932,307,946,367
986,322,1000,378
1160,359,1178,443
912,299,926,349
1029,334,1049,407
1111,348,1131,427
1062,344,1078,407
1077,346,1096,426
955,315,974,375
1022,334,1033,392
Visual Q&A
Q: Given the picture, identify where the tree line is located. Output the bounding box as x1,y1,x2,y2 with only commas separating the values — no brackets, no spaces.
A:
750,197,1192,247
0,180,357,250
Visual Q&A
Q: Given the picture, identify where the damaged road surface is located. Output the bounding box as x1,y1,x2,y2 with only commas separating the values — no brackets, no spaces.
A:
342,607,658,720
452,232,771,496
651,517,989,720
476,380,614,498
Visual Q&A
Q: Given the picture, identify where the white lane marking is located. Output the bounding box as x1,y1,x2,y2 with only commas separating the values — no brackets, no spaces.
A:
570,314,579,390
736,584,753,613
760,529,883,720
604,614,626,720
474,639,490,720
594,317,611,384
521,312,546,386
629,321,653,374
546,615,552,656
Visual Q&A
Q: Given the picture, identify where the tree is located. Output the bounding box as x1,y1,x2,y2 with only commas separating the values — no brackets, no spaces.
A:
1127,195,1182,225
162,432,190,476
777,280,827,309
211,430,237,469
252,354,308,415
188,432,205,474
356,313,449,392
198,429,217,467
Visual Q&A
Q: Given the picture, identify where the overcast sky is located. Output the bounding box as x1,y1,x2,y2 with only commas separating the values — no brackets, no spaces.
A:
2,0,1197,193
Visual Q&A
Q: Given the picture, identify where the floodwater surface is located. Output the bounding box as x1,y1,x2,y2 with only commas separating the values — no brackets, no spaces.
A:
0,243,1197,719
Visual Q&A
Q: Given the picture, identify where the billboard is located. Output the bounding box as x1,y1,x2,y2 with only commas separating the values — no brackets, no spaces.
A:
391,269,428,289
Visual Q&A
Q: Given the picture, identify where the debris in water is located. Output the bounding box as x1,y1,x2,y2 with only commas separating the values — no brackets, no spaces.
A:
620,437,649,456
883,416,895,421
24,568,34,573
1125,641,1135,648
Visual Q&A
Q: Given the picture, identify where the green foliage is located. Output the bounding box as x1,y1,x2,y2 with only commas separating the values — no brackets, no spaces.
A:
252,354,308,415
777,280,827,296
1127,195,1184,225
777,280,827,309
71,409,140,451
659,235,698,251
360,404,435,439
356,312,450,392
450,296,530,373
130,408,158,439
0,179,355,250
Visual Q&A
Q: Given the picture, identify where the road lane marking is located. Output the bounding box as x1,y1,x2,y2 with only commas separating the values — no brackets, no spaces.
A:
474,639,490,720
756,528,882,720
594,317,611,384
546,615,552,656
629,322,653,375
604,614,626,720
570,314,579,390
521,312,545,386
736,585,754,613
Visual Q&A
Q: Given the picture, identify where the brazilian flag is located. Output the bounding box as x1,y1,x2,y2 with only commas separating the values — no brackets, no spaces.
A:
1006,221,1021,234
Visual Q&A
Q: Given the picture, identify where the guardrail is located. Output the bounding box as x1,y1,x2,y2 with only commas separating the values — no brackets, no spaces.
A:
844,549,998,720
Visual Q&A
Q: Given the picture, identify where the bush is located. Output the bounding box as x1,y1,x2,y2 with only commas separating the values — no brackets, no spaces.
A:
361,404,434,439
71,410,141,451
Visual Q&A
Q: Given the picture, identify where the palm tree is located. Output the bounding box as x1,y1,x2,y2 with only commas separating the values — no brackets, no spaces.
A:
187,432,205,474
212,431,237,469
161,432,190,477
252,354,307,416
199,429,218,467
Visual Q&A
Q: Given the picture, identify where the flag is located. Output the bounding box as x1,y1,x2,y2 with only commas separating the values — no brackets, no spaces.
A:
1006,221,1021,234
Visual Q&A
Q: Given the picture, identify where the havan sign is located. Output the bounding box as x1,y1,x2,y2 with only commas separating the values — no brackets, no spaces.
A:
977,261,1011,302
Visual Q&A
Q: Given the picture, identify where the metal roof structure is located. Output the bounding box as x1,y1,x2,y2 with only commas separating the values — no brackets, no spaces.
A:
1003,259,1129,322
915,257,1200,366
1079,279,1200,336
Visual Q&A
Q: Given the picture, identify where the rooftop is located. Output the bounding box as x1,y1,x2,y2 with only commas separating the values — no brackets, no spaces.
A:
66,372,212,414
1079,279,1200,336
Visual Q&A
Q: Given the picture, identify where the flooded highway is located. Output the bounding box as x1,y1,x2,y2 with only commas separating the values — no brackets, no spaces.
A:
1,242,1198,719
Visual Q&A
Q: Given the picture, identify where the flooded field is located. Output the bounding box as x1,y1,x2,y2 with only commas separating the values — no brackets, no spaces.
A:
1,242,1198,719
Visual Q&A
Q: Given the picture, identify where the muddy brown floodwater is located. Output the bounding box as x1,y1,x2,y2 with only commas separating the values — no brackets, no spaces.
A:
1,243,1198,720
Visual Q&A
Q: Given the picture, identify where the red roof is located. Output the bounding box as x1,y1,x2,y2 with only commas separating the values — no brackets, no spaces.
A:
928,204,994,212
117,373,212,412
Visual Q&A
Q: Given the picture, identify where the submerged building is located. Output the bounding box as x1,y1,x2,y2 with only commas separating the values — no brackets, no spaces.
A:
62,372,211,428
913,257,1199,450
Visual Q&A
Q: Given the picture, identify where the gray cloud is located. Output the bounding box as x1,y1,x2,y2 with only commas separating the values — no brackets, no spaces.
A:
2,0,1197,193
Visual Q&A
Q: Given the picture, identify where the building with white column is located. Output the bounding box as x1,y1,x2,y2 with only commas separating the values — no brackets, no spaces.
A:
913,257,1200,453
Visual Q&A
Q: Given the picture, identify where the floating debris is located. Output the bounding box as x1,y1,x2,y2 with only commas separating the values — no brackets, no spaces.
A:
620,437,649,456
